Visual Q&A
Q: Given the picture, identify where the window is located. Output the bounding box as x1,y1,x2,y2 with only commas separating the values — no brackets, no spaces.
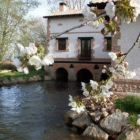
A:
103,37,112,51
58,39,66,50
106,37,112,51
81,39,91,57
77,37,94,60
56,38,69,51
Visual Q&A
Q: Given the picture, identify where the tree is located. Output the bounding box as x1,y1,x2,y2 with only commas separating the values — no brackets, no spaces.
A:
18,18,47,47
0,0,39,61
45,0,91,12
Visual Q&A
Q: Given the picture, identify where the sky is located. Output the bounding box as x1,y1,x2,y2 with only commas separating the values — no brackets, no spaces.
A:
27,0,49,18
27,0,90,18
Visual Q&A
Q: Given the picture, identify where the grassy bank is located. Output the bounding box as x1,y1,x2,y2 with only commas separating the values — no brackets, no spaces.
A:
0,69,45,79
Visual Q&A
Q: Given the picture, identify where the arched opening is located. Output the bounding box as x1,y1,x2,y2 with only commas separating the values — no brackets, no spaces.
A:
56,68,68,81
100,73,109,81
77,69,93,83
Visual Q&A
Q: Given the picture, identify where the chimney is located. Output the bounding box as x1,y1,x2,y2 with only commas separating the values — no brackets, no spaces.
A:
59,2,67,12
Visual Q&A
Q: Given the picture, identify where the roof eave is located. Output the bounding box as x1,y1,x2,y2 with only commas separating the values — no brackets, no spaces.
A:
43,14,83,18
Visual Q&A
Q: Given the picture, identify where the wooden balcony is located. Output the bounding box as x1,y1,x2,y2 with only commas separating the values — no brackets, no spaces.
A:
78,49,93,60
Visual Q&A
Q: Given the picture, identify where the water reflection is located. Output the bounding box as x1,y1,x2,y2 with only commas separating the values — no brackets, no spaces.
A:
0,81,84,140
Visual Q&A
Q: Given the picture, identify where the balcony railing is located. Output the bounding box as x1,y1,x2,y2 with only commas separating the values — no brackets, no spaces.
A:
78,49,93,60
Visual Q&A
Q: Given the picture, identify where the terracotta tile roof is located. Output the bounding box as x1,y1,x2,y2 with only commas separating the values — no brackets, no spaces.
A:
90,0,120,3
43,0,120,18
43,9,83,18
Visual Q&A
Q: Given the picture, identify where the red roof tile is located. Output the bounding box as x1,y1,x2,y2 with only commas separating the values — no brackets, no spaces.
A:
43,9,83,18
43,0,120,18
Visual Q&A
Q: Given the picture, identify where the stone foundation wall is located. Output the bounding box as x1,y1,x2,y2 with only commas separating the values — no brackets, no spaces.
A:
111,79,140,93
49,62,111,81
0,75,52,87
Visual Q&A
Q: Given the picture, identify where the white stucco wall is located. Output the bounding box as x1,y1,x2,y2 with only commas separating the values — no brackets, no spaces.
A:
118,16,140,79
48,16,110,59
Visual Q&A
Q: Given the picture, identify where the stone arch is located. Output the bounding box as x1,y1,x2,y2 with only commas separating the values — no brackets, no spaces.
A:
77,69,93,83
55,68,68,81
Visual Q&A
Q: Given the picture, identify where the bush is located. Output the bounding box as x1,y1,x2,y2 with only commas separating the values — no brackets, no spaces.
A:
114,96,140,114
0,61,16,71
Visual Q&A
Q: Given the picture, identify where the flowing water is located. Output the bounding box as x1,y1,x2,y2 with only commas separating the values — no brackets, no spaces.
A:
0,81,85,140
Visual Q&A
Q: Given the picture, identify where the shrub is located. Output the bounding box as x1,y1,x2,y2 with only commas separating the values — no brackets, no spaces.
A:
114,96,140,114
0,61,16,71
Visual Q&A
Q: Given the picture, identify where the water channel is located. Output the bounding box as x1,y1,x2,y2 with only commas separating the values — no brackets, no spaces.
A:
0,81,85,140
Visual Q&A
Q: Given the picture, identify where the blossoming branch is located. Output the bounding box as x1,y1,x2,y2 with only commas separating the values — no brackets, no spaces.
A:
68,0,140,113
13,43,54,74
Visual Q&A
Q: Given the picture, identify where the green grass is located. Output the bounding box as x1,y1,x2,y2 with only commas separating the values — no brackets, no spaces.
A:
114,95,140,114
115,96,140,127
128,114,140,128
0,69,45,79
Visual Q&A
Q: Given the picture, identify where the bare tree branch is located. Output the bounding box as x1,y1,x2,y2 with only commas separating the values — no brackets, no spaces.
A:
122,33,140,61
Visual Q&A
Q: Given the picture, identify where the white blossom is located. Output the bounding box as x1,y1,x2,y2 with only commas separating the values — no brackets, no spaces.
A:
136,7,140,15
100,91,113,98
124,62,129,66
35,64,42,71
131,71,136,78
25,47,32,55
105,2,116,18
83,5,96,20
102,69,106,73
124,18,131,24
17,44,26,57
87,21,99,29
29,55,41,66
113,71,121,77
109,67,115,73
125,71,136,79
42,54,54,65
68,101,77,108
81,82,86,91
71,106,85,113
90,80,98,90
100,85,108,93
114,16,119,23
17,66,23,72
23,67,29,74
106,80,114,89
25,46,37,56
29,43,36,48
83,90,89,97
13,58,22,68
69,95,73,102
116,64,126,73
130,0,140,8
29,43,37,54
130,0,140,17
108,52,117,61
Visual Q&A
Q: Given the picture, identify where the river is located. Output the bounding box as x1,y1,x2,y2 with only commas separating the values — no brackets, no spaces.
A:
0,81,85,140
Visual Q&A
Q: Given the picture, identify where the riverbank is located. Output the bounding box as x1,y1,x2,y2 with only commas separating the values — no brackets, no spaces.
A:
0,74,52,86
64,94,140,140
0,69,52,86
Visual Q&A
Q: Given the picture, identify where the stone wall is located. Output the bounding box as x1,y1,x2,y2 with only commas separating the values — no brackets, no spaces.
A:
111,79,140,93
0,75,52,87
